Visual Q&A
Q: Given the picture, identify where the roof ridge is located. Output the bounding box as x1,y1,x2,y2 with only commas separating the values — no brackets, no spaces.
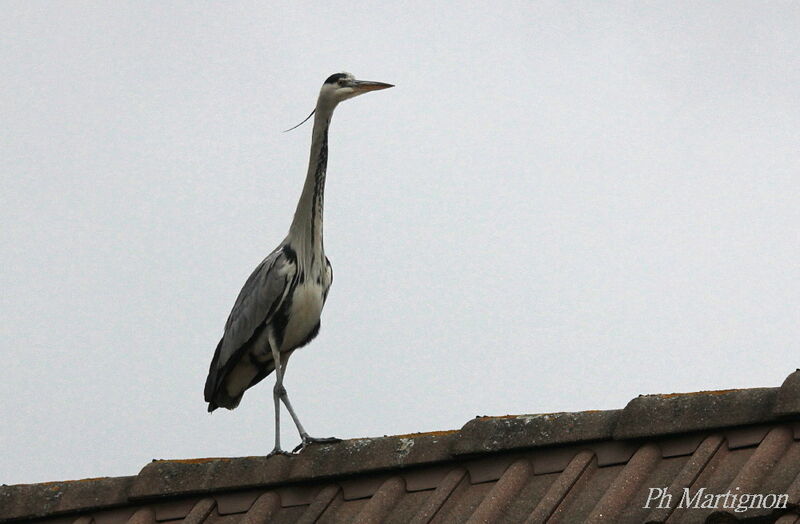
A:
3,370,800,522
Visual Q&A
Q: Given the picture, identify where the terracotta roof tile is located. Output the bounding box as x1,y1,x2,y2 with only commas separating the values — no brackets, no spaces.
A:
6,369,800,523
467,458,532,523
407,467,466,524
585,443,661,523
643,435,724,523
351,476,405,523
524,450,593,523
237,492,279,524
125,508,154,524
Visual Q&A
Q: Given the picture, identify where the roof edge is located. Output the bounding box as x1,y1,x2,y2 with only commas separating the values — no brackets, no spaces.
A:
128,431,457,500
0,476,134,522
4,370,800,522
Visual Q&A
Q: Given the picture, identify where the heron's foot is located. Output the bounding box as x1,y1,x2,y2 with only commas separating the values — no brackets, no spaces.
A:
292,436,342,453
267,447,292,458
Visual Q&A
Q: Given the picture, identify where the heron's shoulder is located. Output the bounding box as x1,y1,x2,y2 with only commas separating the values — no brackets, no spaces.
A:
248,244,297,282
223,244,296,329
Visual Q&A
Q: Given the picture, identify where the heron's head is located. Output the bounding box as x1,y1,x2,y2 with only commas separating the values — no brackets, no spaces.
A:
318,72,393,107
284,72,393,132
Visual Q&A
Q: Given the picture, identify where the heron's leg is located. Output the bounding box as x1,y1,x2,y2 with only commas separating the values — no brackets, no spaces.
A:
275,355,341,453
273,355,309,439
267,339,289,457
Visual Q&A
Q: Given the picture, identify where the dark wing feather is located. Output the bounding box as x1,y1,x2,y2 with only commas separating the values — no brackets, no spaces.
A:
204,245,294,403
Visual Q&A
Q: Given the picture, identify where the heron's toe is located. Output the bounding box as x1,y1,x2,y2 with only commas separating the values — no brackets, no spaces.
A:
292,436,341,453
267,447,292,458
307,436,342,444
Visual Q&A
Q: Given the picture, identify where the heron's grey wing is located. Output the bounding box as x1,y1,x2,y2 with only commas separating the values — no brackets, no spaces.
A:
204,246,295,401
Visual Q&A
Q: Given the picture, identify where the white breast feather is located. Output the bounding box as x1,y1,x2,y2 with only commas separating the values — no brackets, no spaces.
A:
282,280,325,350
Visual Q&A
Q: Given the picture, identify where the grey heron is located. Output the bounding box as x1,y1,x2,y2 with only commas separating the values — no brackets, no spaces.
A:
204,72,393,455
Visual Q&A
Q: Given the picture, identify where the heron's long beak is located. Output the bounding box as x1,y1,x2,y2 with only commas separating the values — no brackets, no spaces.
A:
352,80,394,93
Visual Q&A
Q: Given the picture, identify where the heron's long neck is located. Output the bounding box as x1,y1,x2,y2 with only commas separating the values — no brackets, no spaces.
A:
288,105,333,265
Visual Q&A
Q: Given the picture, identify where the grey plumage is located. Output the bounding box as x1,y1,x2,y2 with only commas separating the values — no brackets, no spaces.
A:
204,247,289,410
204,72,393,454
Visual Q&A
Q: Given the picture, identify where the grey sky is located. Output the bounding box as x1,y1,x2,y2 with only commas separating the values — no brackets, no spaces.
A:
2,2,799,485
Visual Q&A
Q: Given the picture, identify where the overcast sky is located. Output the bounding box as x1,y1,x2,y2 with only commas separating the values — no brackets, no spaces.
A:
2,2,799,486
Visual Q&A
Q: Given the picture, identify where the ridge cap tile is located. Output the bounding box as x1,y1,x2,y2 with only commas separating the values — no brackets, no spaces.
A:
450,410,621,456
0,476,134,522
613,386,780,440
775,369,800,416
129,431,456,500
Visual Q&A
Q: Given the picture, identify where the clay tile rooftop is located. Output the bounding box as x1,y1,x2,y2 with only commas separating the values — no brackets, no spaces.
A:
4,370,800,523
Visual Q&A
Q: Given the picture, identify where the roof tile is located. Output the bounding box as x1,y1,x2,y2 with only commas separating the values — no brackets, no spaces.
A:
151,497,198,520
728,426,794,493
182,498,215,524
239,492,280,524
614,388,779,440
7,370,800,523
0,476,133,522
125,508,154,524
214,490,261,515
525,450,593,523
724,425,771,449
350,476,405,523
776,370,800,416
452,410,620,456
467,458,532,523
643,434,724,523
294,485,337,523
464,455,516,484
407,468,466,524
585,444,661,523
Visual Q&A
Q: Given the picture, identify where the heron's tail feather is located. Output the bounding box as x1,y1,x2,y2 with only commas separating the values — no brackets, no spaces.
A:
205,338,243,411
207,390,242,412
205,338,277,412
204,338,225,404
